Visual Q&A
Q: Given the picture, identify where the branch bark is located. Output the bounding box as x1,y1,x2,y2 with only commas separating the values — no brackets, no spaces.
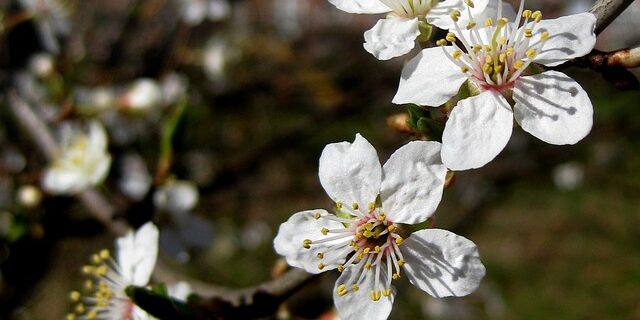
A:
590,0,636,35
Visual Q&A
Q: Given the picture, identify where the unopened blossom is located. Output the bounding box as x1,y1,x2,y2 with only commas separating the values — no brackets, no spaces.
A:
42,121,112,194
394,0,596,170
153,179,199,214
274,134,485,320
67,222,159,320
118,79,164,114
179,0,230,26
18,0,71,54
327,0,492,60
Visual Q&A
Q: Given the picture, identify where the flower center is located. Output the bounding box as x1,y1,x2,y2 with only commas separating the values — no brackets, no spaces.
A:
302,201,406,301
67,249,134,320
381,0,437,18
437,0,550,93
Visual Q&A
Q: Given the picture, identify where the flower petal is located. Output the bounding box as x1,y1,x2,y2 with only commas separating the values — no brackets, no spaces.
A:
532,12,596,67
333,264,394,320
441,91,513,170
380,141,446,224
116,222,159,286
427,0,490,30
327,0,390,14
274,210,348,274
402,229,486,297
363,18,420,60
319,134,381,208
42,167,88,194
393,47,467,107
513,70,593,145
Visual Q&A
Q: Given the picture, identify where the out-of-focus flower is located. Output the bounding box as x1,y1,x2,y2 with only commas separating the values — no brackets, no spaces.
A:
179,0,230,26
202,36,239,86
394,0,596,170
42,121,112,195
74,86,116,115
118,154,152,201
167,281,193,301
118,79,164,114
274,134,485,320
18,0,71,54
327,0,492,60
28,53,55,78
552,162,585,191
161,73,188,106
153,179,199,214
68,222,159,320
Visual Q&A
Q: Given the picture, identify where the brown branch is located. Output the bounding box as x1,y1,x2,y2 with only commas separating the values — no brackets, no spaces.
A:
590,0,636,35
7,91,128,236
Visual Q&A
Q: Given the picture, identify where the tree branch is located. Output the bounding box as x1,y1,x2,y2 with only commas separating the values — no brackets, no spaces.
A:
590,0,636,35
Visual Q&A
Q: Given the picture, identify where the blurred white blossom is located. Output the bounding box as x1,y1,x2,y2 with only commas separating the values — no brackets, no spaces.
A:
118,78,164,114
179,0,230,25
154,179,199,214
42,121,112,194
118,153,152,201
18,0,71,54
552,162,585,191
28,53,55,78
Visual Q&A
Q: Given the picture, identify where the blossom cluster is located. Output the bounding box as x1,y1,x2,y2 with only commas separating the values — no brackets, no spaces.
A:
273,0,597,319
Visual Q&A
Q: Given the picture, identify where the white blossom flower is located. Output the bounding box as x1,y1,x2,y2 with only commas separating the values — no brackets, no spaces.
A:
67,222,159,320
153,179,199,214
179,0,230,26
394,0,596,170
18,0,71,54
42,121,112,195
274,134,485,320
118,79,164,114
327,0,491,60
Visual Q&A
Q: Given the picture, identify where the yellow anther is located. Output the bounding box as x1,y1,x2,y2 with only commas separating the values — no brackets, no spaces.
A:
83,280,93,291
337,264,345,272
370,290,382,301
355,232,363,239
99,249,110,260
363,230,373,238
494,65,503,75
523,10,532,19
450,10,461,22
352,203,359,210
506,47,514,56
69,291,81,302
81,265,94,275
368,202,375,211
74,303,85,314
452,50,462,60
321,227,329,235
87,310,97,320
357,253,364,260
387,224,396,232
464,0,474,8
484,18,493,27
66,314,76,320
302,239,312,249
317,252,324,259
313,212,321,219
395,236,404,245
398,259,406,267
350,240,357,247
499,53,507,63
499,36,507,45
484,45,492,52
337,284,348,296
392,272,401,280
365,263,372,270
526,49,536,58
461,66,469,73
383,288,392,297
524,28,532,38
363,248,371,254
336,201,343,209
514,60,524,69
541,31,549,41
485,55,493,64
498,17,508,27
436,39,447,46
365,223,375,231
374,245,381,253
482,63,493,74
352,284,360,291
318,263,325,270
91,254,101,265
95,265,108,276
446,32,456,42
377,214,386,222
532,10,542,22
466,21,476,30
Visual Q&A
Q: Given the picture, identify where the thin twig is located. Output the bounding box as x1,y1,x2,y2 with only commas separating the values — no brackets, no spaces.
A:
590,0,636,35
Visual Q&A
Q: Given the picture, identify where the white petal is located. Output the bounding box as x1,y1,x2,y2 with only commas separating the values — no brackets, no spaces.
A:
363,18,420,60
116,222,159,285
327,0,390,14
273,210,348,274
319,134,381,208
88,155,112,186
472,0,516,22
402,229,485,297
380,141,446,224
441,91,513,170
427,0,491,30
87,120,108,152
393,47,467,107
333,265,394,320
532,12,596,67
41,167,88,194
513,70,593,145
